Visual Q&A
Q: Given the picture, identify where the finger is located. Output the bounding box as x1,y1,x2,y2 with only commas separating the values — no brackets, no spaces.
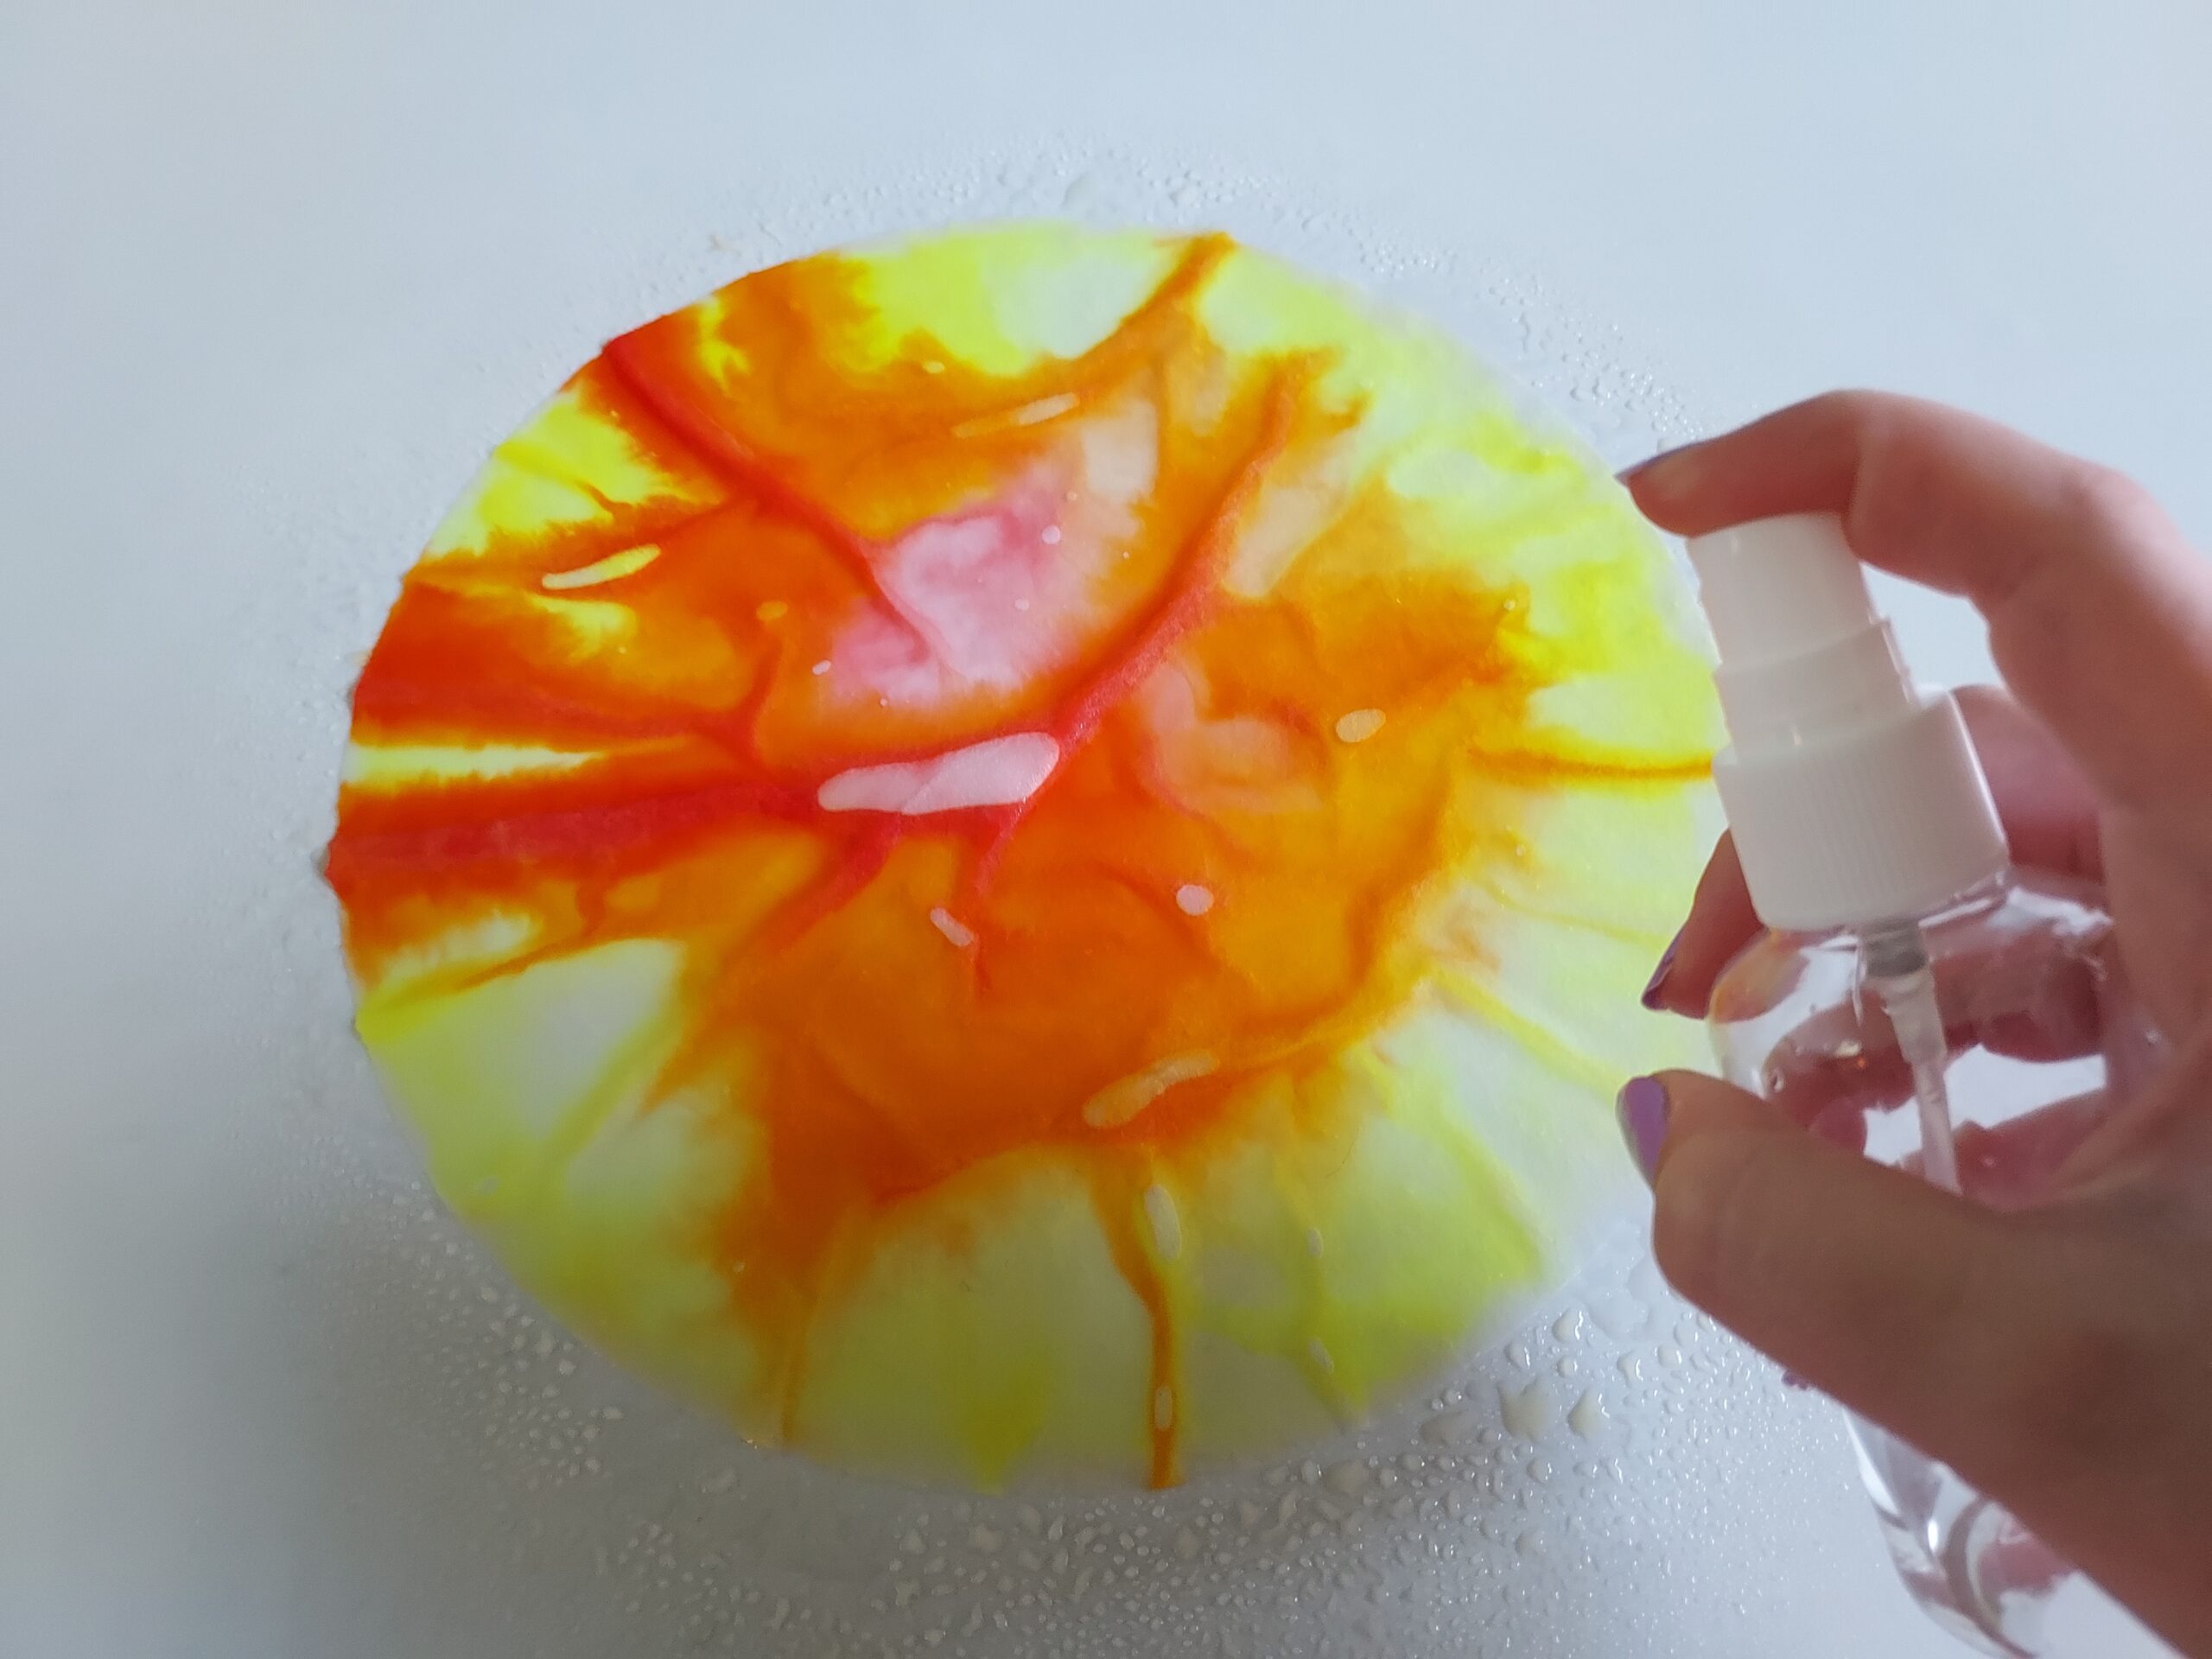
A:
1651,688,2102,1017
1644,832,1758,1017
1634,1064,2212,1656
1758,926,2110,1101
1949,686,2102,884
1637,1079,2150,1530
1626,391,2212,811
1641,1067,2040,1454
1953,1090,2112,1207
2058,1015,2212,1189
1757,1074,2114,1199
1732,934,2113,1199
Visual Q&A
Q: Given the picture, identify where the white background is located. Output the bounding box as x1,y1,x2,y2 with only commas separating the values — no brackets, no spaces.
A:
4,2,2206,1656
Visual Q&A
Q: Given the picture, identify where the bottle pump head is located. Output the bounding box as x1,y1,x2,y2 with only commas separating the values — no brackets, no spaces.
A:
1687,513,2006,931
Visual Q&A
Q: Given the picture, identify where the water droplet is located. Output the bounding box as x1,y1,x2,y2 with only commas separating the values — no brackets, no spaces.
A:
1333,708,1385,743
1568,1389,1611,1440
1586,1288,1648,1340
1499,1380,1556,1440
1141,1183,1183,1260
1552,1307,1587,1344
1421,1407,1483,1447
1324,1459,1370,1497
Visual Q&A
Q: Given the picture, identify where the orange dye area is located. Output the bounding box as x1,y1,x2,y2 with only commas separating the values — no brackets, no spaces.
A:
327,229,1708,1487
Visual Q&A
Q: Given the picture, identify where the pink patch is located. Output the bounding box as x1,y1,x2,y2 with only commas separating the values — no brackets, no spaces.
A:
841,469,1066,700
1135,662,1313,815
824,400,1159,712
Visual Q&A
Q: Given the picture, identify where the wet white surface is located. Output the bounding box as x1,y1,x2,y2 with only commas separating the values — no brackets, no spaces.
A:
6,2,2209,1654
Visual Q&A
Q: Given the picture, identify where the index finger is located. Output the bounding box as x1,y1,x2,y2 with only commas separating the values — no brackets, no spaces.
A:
1624,391,2212,810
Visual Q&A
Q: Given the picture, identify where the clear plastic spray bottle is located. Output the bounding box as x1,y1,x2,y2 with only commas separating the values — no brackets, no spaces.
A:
1688,515,2165,1657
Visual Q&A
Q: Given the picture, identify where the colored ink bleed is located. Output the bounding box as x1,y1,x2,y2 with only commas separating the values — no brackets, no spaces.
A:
326,225,1721,1490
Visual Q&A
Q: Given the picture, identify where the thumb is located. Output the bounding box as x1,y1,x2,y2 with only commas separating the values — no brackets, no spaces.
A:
1627,1060,2212,1658
1629,1068,2049,1477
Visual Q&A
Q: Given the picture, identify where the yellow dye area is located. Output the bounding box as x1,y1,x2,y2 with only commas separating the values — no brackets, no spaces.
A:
327,224,1719,1489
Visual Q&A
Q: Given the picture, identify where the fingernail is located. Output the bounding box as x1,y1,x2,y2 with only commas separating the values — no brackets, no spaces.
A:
1616,1075,1670,1184
1640,931,1681,1011
1618,442,1703,495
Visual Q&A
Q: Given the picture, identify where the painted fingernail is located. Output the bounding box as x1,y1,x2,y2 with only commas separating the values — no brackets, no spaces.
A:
1618,442,1703,495
1616,1075,1670,1184
1640,931,1681,1011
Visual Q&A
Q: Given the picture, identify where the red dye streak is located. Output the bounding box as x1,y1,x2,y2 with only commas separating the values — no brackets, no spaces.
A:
601,326,949,658
328,233,1699,1485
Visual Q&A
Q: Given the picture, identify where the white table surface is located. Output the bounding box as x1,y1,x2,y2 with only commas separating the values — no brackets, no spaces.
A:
5,3,2206,1655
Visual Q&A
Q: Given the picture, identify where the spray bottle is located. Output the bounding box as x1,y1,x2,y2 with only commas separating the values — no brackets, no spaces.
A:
1687,513,2164,1656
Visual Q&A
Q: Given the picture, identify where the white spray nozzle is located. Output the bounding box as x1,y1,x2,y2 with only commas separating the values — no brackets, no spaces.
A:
1690,513,1920,753
1689,512,1879,664
1686,513,2005,931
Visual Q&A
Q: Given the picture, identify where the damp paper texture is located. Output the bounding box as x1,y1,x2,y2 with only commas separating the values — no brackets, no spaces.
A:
327,224,1718,1489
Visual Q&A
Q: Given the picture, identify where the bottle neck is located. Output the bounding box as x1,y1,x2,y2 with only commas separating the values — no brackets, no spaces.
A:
1713,615,1917,758
1853,872,2012,944
1715,686,2010,934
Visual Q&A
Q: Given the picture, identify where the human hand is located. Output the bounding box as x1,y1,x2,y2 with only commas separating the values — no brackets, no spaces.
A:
1618,392,2212,1656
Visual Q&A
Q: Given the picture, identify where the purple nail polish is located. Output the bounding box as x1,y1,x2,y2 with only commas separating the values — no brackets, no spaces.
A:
1640,932,1681,1011
1618,442,1681,486
1616,1075,1670,1183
